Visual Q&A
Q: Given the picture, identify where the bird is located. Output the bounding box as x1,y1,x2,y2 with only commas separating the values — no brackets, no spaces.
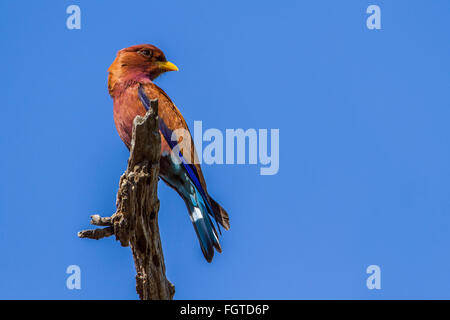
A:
107,44,230,262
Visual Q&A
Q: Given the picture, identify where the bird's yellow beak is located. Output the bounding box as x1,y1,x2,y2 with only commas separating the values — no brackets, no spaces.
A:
156,61,179,72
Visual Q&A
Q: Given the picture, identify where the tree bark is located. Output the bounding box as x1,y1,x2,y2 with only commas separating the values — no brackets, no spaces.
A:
78,99,175,300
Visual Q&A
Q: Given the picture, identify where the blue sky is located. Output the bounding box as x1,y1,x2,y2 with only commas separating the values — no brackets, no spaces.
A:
1,0,450,299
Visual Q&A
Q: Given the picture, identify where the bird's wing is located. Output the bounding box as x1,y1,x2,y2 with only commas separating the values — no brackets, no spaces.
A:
139,82,230,231
139,82,209,193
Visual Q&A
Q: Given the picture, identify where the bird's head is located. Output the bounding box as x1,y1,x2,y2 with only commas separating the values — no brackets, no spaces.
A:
108,44,178,96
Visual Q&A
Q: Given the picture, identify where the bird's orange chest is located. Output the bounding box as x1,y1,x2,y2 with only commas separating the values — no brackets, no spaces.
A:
113,83,147,149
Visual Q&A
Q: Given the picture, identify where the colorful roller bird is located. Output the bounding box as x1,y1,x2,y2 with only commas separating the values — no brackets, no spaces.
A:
108,44,230,262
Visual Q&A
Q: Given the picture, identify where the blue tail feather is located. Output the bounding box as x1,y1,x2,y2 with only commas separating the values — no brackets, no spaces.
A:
187,187,221,262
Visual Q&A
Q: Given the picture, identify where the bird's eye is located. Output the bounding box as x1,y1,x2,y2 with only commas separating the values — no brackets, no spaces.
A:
138,50,152,58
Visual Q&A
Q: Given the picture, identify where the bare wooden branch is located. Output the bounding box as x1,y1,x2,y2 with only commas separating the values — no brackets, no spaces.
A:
78,226,114,240
90,214,112,226
78,99,175,300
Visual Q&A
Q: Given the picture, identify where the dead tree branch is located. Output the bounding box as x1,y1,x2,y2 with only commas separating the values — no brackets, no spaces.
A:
78,99,175,300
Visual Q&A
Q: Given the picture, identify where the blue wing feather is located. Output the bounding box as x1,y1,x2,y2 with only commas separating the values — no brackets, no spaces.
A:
138,85,216,217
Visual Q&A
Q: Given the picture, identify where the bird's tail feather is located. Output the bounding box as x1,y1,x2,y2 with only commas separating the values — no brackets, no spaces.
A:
209,196,230,230
187,189,221,262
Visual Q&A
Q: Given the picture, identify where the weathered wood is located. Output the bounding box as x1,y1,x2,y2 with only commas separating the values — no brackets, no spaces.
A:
78,99,175,300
